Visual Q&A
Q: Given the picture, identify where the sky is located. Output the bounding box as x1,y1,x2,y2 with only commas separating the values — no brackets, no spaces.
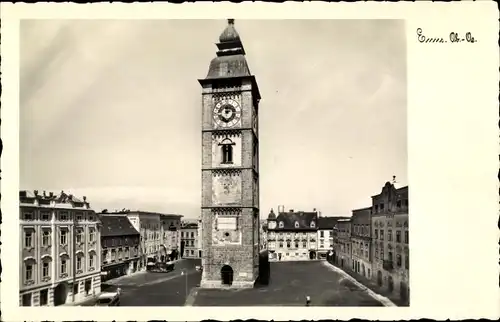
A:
20,19,407,219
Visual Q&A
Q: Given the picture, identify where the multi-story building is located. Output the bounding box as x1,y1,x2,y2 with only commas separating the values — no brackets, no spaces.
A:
259,220,267,251
266,206,319,261
123,211,162,269
19,190,101,306
160,214,183,261
317,216,348,260
181,222,199,258
334,218,352,269
351,207,372,279
371,182,409,302
196,216,203,258
100,215,140,282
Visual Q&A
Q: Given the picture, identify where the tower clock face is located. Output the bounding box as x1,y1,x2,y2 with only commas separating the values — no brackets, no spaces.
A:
213,99,241,128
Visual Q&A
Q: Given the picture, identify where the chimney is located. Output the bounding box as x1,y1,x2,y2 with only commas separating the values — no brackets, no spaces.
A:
313,208,317,212
49,192,54,197
34,190,38,196
83,196,87,202
289,209,294,212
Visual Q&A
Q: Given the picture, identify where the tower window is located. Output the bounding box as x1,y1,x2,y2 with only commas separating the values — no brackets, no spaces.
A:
279,221,284,228
219,138,235,164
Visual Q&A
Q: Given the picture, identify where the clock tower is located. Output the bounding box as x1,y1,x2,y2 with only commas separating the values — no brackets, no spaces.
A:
199,19,261,289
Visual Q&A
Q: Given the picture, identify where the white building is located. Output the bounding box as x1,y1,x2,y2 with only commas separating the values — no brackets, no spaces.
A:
19,190,101,306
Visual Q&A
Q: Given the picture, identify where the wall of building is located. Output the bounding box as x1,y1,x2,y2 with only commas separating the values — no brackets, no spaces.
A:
268,231,317,261
101,235,140,280
19,199,101,307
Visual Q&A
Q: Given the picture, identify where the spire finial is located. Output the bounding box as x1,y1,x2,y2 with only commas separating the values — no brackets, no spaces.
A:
228,18,235,25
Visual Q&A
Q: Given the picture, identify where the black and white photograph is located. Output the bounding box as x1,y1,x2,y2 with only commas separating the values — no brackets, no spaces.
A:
17,18,408,308
1,2,499,321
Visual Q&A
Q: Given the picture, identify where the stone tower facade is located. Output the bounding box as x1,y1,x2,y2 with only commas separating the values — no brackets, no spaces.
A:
199,19,261,289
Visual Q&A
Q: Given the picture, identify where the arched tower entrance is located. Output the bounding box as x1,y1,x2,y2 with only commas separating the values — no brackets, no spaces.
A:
221,265,234,286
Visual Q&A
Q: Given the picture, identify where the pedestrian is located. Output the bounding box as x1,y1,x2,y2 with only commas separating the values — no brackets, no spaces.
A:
305,295,311,306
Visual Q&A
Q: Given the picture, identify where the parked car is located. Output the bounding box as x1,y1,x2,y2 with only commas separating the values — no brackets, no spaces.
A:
94,290,120,306
148,261,175,273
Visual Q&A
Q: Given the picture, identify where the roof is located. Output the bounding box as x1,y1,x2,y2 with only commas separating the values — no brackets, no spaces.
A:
181,223,198,229
100,215,139,237
317,216,350,229
273,210,318,231
19,190,91,209
219,19,240,42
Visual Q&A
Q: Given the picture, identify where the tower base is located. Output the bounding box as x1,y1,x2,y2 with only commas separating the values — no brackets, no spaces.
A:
199,278,256,289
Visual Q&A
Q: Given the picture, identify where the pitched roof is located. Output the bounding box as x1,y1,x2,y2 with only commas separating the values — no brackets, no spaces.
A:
274,211,318,231
318,216,350,229
100,215,139,237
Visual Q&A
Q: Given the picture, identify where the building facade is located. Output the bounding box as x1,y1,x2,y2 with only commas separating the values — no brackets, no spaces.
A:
317,216,348,259
371,182,409,302
267,207,319,262
19,190,101,306
334,218,352,269
100,215,140,282
160,214,183,261
124,211,162,268
181,222,200,258
200,19,261,289
259,220,267,251
351,207,372,279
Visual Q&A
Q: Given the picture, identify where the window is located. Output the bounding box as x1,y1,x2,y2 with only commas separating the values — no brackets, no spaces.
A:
380,230,384,240
294,242,299,248
302,241,307,248
89,228,95,242
397,200,402,208
294,221,299,228
42,262,50,277
388,251,393,262
42,230,51,246
61,259,67,274
76,212,83,221
375,250,379,259
405,255,409,269
374,229,378,239
76,229,84,244
310,221,316,228
279,221,284,228
60,230,67,245
40,289,48,306
77,256,82,270
388,230,392,241
396,231,401,243
396,254,402,267
380,203,385,210
89,215,95,221
279,242,283,248
405,231,409,244
24,230,33,248
24,212,34,220
380,249,384,259
25,263,33,281
60,212,68,221
191,232,194,238
41,212,50,221
220,139,234,164
286,241,291,248
320,231,324,238
22,293,32,306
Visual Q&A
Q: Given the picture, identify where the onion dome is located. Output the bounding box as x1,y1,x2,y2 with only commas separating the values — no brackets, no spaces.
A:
219,19,240,43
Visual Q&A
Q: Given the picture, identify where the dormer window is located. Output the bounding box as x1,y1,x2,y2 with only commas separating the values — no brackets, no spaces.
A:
279,221,284,228
219,138,235,164
310,221,316,228
294,221,299,228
